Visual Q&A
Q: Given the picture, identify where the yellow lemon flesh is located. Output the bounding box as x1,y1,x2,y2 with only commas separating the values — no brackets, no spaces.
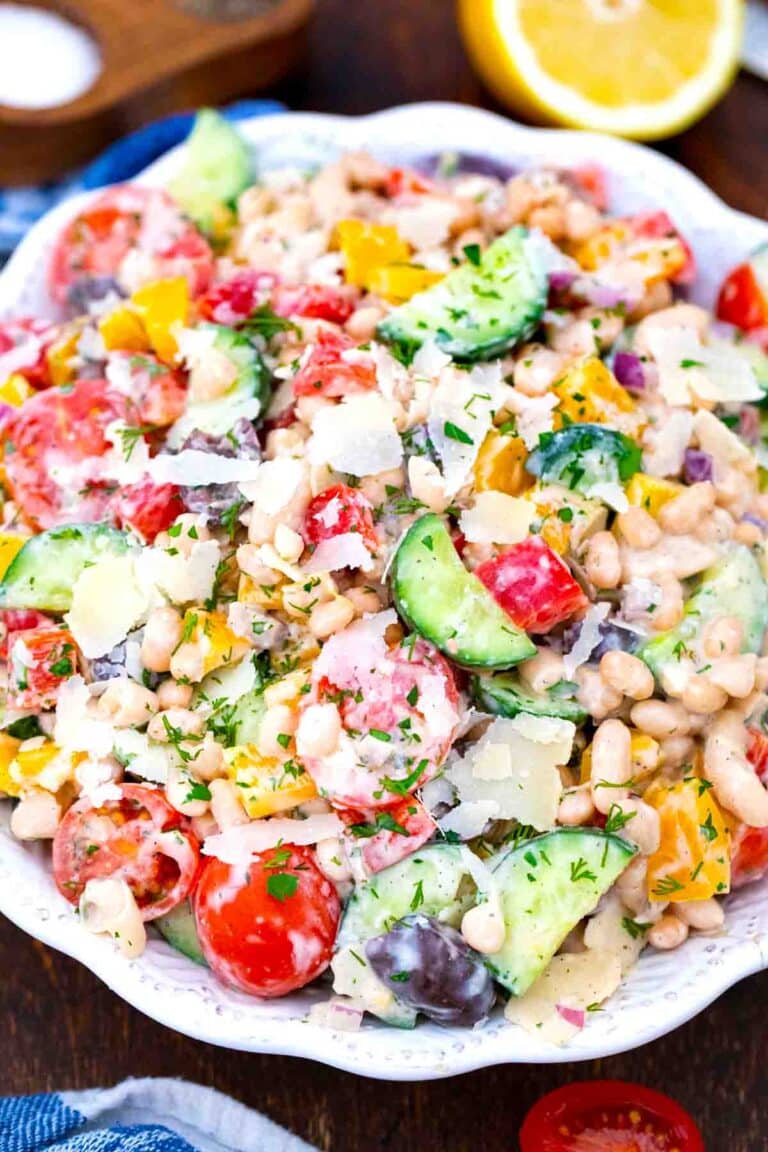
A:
458,0,744,140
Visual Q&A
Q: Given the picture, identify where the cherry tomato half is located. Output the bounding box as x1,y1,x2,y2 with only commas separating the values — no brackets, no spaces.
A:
520,1081,704,1152
273,283,357,324
53,783,199,920
291,329,377,398
303,483,379,552
339,797,436,876
113,479,185,543
198,269,277,326
716,262,768,332
7,624,77,711
475,535,589,634
194,846,340,997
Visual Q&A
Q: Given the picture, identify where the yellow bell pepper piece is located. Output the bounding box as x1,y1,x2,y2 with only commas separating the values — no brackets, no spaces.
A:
525,483,607,557
572,221,629,272
180,610,249,678
98,306,150,353
579,742,592,785
10,741,76,794
625,472,683,518
0,533,26,578
0,374,33,407
554,357,637,428
226,745,318,819
473,429,532,496
46,326,81,387
337,220,410,289
646,777,731,903
131,277,189,363
366,263,444,302
238,572,283,611
0,733,22,797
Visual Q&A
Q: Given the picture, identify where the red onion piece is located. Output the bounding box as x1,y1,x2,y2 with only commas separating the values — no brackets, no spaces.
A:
556,1004,586,1029
683,448,714,484
613,351,646,393
549,270,577,293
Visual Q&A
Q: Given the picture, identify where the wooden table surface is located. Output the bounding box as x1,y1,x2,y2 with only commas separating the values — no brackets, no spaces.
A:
3,3,767,1148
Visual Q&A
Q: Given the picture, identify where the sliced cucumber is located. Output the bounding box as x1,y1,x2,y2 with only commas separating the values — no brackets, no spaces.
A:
487,828,636,996
232,688,266,745
377,226,547,361
526,424,641,497
336,842,486,952
391,514,535,669
168,109,252,233
170,324,270,443
155,900,207,966
0,524,129,612
639,546,768,681
472,672,587,724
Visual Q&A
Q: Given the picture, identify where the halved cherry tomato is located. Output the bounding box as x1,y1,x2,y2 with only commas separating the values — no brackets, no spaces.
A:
747,726,768,784
193,846,340,997
475,535,588,634
339,797,436,875
291,329,376,398
198,269,277,326
303,632,460,808
273,283,357,324
7,625,77,710
385,168,435,199
717,262,768,331
3,378,128,528
0,609,51,660
730,728,768,888
52,783,199,920
107,352,187,427
113,479,185,542
303,483,379,552
49,186,213,309
520,1081,704,1152
0,317,58,389
630,211,696,285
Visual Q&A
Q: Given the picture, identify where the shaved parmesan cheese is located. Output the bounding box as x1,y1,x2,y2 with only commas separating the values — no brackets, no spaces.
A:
66,556,150,659
647,327,763,407
505,950,622,1046
111,729,170,784
459,491,535,545
308,394,402,477
584,892,646,975
75,757,122,805
54,676,114,758
389,199,459,249
305,533,375,573
445,715,573,832
438,799,499,840
586,481,629,513
148,451,263,488
239,457,307,516
693,408,753,467
562,602,610,679
203,813,344,864
428,363,505,497
197,656,257,708
641,408,692,478
412,340,452,379
505,389,559,450
135,539,221,606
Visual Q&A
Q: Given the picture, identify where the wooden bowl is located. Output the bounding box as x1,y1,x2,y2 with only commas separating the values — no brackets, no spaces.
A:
0,0,313,184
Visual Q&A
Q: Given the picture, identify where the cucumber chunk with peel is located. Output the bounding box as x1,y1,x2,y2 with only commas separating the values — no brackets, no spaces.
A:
0,524,130,612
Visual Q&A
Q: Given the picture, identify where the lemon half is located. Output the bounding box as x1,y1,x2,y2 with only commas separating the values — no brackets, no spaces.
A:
458,0,745,140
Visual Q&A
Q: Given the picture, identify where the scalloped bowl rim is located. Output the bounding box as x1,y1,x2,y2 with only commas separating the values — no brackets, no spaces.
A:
1,103,767,1079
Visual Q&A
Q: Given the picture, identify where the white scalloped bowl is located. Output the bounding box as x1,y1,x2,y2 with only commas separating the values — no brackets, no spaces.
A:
1,104,767,1079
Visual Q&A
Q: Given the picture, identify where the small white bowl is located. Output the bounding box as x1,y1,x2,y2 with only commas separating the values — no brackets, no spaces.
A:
1,103,767,1079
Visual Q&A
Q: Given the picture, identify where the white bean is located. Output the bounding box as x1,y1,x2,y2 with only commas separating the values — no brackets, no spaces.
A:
315,837,353,884
648,914,689,952
674,898,724,932
10,789,61,839
590,718,632,814
704,711,768,826
461,899,506,955
209,778,248,831
97,680,158,728
296,703,342,759
599,651,654,701
80,878,146,958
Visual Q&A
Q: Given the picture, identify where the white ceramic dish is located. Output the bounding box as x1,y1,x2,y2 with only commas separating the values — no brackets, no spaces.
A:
1,102,767,1079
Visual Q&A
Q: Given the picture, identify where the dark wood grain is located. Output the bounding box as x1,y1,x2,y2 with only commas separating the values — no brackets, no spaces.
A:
2,2,767,1148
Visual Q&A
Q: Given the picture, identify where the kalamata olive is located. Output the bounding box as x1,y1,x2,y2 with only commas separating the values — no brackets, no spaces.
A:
417,152,517,183
89,642,127,681
180,418,261,522
66,275,123,315
365,913,496,1027
561,617,638,661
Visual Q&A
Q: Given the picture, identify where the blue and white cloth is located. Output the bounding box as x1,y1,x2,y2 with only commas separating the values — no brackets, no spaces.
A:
0,1077,318,1152
0,99,284,256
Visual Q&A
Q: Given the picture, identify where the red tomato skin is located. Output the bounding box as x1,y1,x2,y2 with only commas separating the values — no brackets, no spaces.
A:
520,1080,704,1152
291,330,377,398
475,536,589,634
0,317,57,388
3,378,128,529
193,847,340,998
340,798,436,875
303,483,379,551
630,210,696,284
570,163,609,211
717,262,768,331
273,284,357,324
198,269,277,325
385,168,435,198
52,783,199,919
0,610,52,660
108,352,187,426
113,480,185,542
7,625,77,710
730,728,768,888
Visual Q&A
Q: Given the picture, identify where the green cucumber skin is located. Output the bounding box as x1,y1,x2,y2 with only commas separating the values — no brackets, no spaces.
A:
155,900,207,967
640,546,768,680
0,524,129,612
471,673,587,724
232,688,266,745
392,514,535,669
168,109,252,230
377,226,547,362
180,325,271,436
525,424,642,494
487,829,636,996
